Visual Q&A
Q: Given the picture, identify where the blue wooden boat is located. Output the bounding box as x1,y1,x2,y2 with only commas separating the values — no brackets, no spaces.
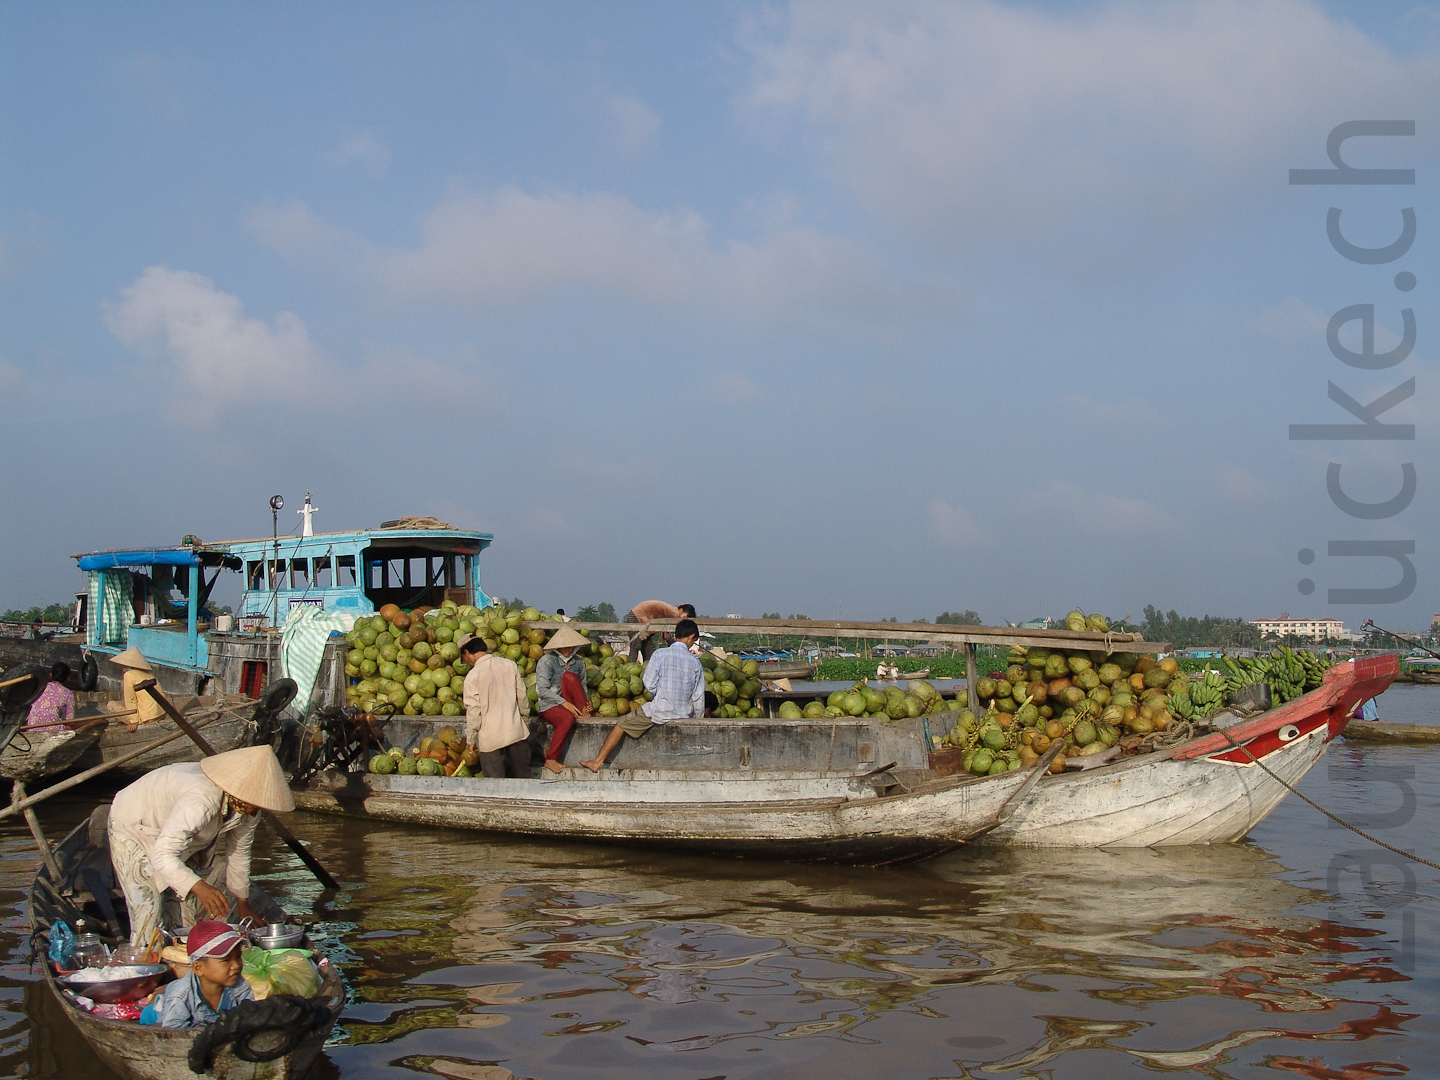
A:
3,518,495,723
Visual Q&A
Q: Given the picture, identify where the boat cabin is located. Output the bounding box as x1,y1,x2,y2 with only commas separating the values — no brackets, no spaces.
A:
73,526,493,696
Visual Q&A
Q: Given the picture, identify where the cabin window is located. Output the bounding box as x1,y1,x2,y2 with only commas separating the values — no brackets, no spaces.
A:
336,555,356,585
290,558,309,589
313,557,332,588
240,661,268,699
453,557,467,587
247,561,265,590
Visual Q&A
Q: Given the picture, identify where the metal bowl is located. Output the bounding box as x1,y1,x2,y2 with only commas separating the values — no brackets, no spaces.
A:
249,923,305,950
60,963,171,1004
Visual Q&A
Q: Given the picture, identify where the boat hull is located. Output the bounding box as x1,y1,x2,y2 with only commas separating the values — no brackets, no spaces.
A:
292,767,1031,864
980,653,1398,848
0,727,104,783
41,966,343,1080
29,822,344,1080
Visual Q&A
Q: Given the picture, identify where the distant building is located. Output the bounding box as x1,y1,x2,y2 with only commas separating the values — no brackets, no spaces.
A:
725,614,744,619
1251,617,1356,642
1432,614,1440,633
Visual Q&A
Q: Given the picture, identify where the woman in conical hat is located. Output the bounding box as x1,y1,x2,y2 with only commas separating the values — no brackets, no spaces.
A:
108,744,294,947
105,647,166,729
534,625,593,774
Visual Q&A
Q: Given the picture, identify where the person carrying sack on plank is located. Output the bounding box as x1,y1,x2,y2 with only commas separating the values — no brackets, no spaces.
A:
458,633,532,777
107,745,293,947
581,618,704,772
534,625,592,774
625,601,696,662
104,648,166,731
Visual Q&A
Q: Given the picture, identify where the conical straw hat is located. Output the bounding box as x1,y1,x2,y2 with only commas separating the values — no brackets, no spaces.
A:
200,745,295,812
109,647,152,671
543,625,589,652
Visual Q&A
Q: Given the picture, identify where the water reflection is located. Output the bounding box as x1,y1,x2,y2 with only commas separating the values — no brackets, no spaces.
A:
5,731,1435,1080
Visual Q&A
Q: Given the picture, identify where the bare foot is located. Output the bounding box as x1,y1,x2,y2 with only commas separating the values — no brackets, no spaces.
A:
579,758,602,773
543,759,564,774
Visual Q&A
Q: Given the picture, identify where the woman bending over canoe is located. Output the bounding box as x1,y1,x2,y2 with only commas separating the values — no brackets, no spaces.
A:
108,745,294,946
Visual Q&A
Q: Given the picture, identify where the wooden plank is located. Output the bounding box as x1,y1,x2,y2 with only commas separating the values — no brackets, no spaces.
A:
533,619,1168,654
965,644,979,712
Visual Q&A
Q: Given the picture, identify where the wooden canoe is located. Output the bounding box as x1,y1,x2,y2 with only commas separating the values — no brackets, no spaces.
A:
70,695,261,780
28,821,344,1080
754,660,820,680
294,765,1035,864
0,725,104,782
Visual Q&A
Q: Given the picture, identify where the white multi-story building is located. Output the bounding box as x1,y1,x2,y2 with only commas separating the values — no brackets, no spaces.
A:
1251,617,1353,642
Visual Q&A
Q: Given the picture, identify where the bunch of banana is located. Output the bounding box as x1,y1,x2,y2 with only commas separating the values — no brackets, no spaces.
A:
1222,655,1270,691
1294,649,1332,690
1172,669,1226,719
1267,646,1308,704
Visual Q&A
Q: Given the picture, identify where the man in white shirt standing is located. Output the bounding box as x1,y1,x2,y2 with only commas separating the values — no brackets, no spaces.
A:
581,618,704,772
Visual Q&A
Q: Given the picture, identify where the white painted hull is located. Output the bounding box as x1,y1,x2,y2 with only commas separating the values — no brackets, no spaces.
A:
293,767,1033,864
978,722,1331,847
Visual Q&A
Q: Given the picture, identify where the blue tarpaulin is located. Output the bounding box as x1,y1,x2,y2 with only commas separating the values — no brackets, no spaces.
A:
77,550,201,571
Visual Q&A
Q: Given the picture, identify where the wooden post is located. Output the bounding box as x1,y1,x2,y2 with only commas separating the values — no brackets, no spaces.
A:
966,643,980,712
13,782,65,885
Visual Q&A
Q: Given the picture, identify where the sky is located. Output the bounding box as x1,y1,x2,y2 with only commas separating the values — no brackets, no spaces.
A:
1,0,1437,630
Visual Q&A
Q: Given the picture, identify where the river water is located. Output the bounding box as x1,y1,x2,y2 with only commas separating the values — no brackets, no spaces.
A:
5,685,1437,1079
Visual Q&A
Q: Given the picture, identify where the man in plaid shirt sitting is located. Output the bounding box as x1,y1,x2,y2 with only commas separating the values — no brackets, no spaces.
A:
581,618,705,771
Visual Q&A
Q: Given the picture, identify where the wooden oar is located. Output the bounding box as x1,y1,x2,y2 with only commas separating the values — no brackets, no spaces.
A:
137,681,340,891
0,674,40,690
0,720,212,823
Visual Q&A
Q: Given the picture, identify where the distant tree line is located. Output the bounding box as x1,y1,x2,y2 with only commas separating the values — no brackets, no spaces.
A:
2,601,73,624
574,602,618,623
1111,605,1262,649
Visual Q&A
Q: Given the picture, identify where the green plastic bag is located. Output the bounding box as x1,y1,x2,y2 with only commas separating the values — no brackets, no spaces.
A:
241,947,320,1000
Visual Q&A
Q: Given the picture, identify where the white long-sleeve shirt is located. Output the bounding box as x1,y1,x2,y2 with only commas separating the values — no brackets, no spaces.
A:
109,762,259,899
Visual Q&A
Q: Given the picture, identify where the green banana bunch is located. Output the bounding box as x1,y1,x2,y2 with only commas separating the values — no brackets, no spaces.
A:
1186,670,1226,718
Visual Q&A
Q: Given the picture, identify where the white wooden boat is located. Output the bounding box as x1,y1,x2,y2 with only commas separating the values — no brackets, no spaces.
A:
295,766,1036,863
292,655,1396,862
28,820,344,1080
0,724,105,783
979,654,1397,847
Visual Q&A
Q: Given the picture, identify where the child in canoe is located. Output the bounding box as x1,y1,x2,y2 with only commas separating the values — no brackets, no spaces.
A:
141,921,253,1027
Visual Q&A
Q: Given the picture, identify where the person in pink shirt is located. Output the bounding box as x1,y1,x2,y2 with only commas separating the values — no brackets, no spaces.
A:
26,663,76,730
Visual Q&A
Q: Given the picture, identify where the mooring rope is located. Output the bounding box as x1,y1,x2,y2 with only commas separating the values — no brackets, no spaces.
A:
1220,729,1440,872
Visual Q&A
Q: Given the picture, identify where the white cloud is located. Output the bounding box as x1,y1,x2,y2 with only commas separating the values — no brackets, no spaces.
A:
605,93,660,154
0,358,23,395
1061,393,1161,427
1010,481,1179,536
705,370,763,402
1249,296,1329,341
744,1,1438,253
926,497,985,548
104,268,498,423
326,130,392,176
253,189,934,327
1210,462,1269,503
104,266,327,413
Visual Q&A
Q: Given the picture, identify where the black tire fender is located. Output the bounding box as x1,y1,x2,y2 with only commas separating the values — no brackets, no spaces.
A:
79,654,99,692
0,665,48,712
256,678,298,716
186,994,328,1073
